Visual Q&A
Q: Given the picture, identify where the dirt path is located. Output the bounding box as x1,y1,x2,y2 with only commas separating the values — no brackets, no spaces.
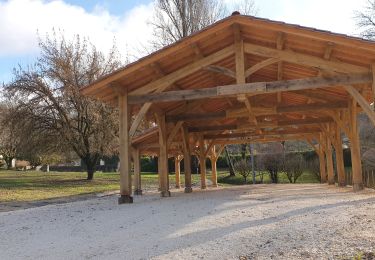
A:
0,184,374,259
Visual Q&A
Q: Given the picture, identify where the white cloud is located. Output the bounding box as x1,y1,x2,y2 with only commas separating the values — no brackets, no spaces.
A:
257,0,367,36
0,0,155,60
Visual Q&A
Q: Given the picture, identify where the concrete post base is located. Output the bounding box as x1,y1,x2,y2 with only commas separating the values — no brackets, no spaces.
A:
328,181,335,185
211,184,218,188
184,187,192,193
175,185,181,189
338,182,346,187
118,195,133,204
160,190,171,197
201,185,207,189
353,183,364,192
134,189,143,195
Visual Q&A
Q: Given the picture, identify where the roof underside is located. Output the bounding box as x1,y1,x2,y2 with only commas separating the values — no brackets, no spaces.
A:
81,15,375,156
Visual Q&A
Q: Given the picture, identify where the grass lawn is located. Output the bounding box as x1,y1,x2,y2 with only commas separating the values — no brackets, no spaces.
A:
0,169,319,203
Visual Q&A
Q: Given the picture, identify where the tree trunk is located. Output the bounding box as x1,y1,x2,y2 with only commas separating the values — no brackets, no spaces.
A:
87,165,95,180
224,146,235,176
5,157,13,169
83,154,99,180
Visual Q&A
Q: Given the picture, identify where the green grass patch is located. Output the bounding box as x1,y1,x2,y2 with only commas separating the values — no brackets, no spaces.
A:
0,169,319,203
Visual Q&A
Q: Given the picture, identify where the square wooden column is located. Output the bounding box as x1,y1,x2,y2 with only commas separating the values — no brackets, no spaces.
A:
319,133,327,183
182,126,192,193
349,99,364,191
326,131,335,185
333,124,346,187
133,148,142,195
175,155,182,189
118,89,133,204
198,134,207,189
210,146,218,188
156,114,171,197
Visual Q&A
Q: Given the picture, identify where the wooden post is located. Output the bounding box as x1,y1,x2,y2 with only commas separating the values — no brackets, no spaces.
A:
156,114,171,197
319,133,327,183
182,126,192,193
175,155,182,188
210,146,218,187
198,134,207,189
118,89,133,204
349,99,364,191
133,148,142,195
325,130,335,185
157,155,161,191
333,124,346,187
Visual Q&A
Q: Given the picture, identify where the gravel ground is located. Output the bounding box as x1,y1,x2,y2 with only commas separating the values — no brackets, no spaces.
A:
0,184,374,260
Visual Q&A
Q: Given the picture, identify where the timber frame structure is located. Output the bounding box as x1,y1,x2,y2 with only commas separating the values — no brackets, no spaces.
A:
81,13,375,203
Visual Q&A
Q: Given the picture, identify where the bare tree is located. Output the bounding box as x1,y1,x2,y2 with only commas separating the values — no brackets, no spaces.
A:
0,102,23,169
6,33,121,180
150,0,257,48
234,159,251,183
355,0,375,39
284,154,305,183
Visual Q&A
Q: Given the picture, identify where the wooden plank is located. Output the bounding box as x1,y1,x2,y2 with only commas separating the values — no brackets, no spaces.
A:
372,64,375,111
128,73,371,104
344,85,375,126
129,45,235,96
243,42,369,74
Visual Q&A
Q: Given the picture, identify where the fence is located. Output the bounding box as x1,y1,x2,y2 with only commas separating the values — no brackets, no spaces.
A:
344,168,375,189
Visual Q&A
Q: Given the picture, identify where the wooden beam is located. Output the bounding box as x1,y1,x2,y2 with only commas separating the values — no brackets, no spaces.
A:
174,155,182,189
325,125,335,185
205,65,235,79
189,117,333,133
198,134,207,189
167,121,183,146
245,57,280,78
243,42,369,74
333,123,345,187
324,42,334,60
348,99,364,191
155,114,171,197
129,103,152,138
213,134,313,145
372,64,375,111
344,85,375,126
118,89,133,204
129,45,235,96
128,73,371,104
166,102,347,123
204,128,320,140
319,133,327,183
182,126,192,193
133,148,142,195
234,23,246,85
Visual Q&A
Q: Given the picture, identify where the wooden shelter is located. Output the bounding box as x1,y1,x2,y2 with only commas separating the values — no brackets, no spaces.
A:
81,14,375,203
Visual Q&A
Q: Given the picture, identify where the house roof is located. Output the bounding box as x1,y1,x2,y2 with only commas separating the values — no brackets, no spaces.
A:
81,14,375,155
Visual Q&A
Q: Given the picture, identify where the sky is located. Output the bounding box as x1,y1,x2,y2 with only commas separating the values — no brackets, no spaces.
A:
0,0,369,83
